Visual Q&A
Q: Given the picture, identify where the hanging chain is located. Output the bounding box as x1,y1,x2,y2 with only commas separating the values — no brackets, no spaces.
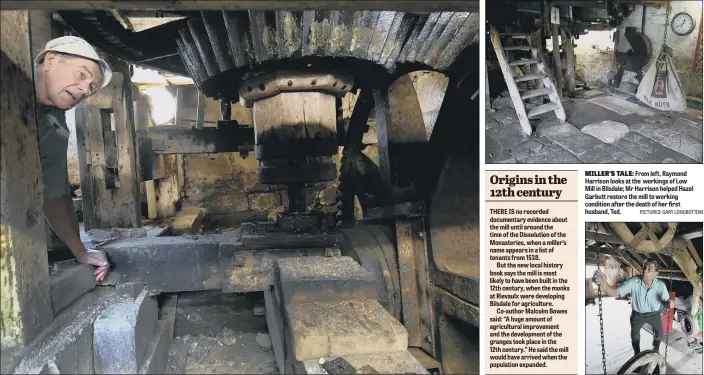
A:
663,247,674,368
595,226,607,375
663,0,672,46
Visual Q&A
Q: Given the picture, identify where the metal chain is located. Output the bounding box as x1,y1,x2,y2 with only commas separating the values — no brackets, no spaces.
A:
663,247,674,368
663,0,672,46
595,226,607,375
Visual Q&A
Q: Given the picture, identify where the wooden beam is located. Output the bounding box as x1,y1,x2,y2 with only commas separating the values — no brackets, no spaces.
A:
195,92,206,130
373,87,393,189
611,222,678,254
625,247,646,265
77,71,142,229
551,11,563,97
611,247,642,273
0,10,54,353
681,228,703,240
561,29,575,95
0,0,480,11
629,225,650,249
686,240,703,267
647,222,663,234
654,253,670,268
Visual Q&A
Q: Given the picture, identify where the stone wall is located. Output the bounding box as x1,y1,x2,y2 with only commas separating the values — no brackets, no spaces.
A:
574,2,703,97
614,1,702,97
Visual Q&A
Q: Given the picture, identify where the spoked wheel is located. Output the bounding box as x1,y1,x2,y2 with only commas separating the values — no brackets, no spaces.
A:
616,350,666,374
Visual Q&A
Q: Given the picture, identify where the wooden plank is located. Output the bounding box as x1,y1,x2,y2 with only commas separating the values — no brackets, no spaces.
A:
373,88,393,188
551,22,563,97
156,155,179,218
75,103,97,230
0,10,54,353
195,92,206,130
489,26,531,134
561,29,575,95
145,181,157,219
395,220,422,347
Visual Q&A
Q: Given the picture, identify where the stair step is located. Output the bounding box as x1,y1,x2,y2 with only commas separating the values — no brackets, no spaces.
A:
509,59,538,66
514,73,547,83
503,45,534,51
521,88,553,100
527,102,561,118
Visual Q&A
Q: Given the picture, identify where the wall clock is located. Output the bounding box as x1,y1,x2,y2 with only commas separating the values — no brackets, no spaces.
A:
671,12,695,36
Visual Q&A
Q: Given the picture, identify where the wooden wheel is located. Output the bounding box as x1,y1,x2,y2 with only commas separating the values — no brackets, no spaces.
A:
616,350,666,374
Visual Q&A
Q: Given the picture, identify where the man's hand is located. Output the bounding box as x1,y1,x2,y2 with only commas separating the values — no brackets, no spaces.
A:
669,299,675,309
593,269,606,285
77,249,109,281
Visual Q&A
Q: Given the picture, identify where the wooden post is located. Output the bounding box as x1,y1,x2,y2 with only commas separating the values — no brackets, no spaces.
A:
552,22,563,97
562,29,576,95
373,88,393,189
0,10,54,353
196,92,206,129
485,66,493,112
76,71,141,229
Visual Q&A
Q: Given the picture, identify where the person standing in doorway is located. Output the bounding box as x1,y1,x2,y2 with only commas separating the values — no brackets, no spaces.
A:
593,258,675,355
34,36,113,281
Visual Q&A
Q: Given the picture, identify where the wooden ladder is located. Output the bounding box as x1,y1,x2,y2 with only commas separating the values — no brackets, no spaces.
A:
489,25,566,135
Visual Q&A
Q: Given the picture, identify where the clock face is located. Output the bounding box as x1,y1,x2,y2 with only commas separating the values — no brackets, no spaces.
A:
672,12,695,36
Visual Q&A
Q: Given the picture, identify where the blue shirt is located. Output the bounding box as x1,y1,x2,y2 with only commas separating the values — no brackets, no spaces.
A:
618,276,670,313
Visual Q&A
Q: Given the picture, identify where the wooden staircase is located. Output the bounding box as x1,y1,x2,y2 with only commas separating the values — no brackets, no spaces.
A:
489,26,566,135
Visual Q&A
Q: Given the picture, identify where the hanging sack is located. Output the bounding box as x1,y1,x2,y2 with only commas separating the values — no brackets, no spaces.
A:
636,44,687,112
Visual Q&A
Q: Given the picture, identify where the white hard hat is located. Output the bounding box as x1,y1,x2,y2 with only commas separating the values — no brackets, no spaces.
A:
35,36,113,89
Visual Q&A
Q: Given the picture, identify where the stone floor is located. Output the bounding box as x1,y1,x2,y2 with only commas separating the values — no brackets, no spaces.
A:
585,298,702,375
486,89,703,164
166,292,277,374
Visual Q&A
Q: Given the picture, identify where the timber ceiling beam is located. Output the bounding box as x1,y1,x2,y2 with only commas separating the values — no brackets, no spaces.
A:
681,228,703,240
610,222,677,253
0,1,480,12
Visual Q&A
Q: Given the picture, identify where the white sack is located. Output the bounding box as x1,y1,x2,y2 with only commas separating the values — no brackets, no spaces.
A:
636,45,687,112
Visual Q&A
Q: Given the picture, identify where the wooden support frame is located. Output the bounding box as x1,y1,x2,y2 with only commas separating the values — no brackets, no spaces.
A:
395,219,435,355
0,10,54,355
76,71,141,229
561,29,576,95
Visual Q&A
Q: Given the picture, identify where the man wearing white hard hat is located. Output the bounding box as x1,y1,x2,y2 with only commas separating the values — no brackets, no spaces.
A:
35,36,113,281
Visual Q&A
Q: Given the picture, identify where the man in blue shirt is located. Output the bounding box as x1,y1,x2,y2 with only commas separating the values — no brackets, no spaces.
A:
593,258,674,355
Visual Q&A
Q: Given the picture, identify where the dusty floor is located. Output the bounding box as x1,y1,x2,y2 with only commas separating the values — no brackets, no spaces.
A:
167,331,278,374
486,89,703,164
585,298,703,374
166,292,278,374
